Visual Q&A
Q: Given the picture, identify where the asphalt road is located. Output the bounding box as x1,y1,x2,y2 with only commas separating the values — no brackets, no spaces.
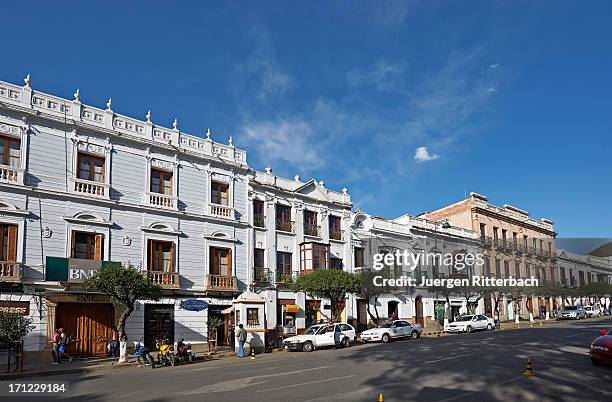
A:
6,317,612,402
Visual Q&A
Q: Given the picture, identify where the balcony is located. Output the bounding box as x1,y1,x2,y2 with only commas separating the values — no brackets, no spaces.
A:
208,203,235,220
253,267,272,286
146,271,180,289
330,228,343,241
0,164,24,185
275,269,295,284
276,219,294,233
253,214,265,228
0,261,22,283
71,177,109,199
204,274,239,293
143,192,178,210
480,236,493,248
303,223,321,237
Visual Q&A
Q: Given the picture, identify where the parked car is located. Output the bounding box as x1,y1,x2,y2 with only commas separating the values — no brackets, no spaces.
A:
590,328,612,365
585,306,601,318
360,320,423,343
283,323,356,352
557,305,586,320
446,314,495,333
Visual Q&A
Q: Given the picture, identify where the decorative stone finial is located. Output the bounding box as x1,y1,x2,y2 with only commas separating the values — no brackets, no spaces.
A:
319,180,325,187
342,187,348,194
294,174,301,182
228,136,233,147
173,118,178,130
146,110,152,123
265,165,273,174
206,128,212,140
73,89,80,102
106,98,113,111
24,74,32,88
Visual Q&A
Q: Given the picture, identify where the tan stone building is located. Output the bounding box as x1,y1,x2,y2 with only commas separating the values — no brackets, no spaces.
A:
423,192,557,320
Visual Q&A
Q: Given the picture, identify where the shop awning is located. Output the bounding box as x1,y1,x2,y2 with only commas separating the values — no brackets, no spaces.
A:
221,306,234,314
284,304,300,313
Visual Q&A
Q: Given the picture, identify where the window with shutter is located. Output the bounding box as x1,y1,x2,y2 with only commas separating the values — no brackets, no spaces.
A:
94,234,103,261
0,224,18,261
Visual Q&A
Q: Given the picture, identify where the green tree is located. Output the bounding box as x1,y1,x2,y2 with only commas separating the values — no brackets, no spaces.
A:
291,270,361,322
84,263,162,363
356,269,392,325
0,312,34,345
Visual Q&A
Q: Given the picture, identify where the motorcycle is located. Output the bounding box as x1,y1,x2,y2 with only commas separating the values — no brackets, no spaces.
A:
175,338,194,364
132,339,154,368
155,338,175,367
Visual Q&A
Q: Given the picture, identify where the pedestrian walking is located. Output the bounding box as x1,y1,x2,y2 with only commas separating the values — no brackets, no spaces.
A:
58,328,74,363
50,329,61,365
236,324,247,358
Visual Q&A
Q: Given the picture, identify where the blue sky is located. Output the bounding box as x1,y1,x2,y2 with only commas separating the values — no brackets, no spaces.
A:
1,1,611,237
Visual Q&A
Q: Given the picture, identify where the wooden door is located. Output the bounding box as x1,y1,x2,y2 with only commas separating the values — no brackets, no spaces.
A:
356,300,368,332
415,296,424,327
56,303,115,357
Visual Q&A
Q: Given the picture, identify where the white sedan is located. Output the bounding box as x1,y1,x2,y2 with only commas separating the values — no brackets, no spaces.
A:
283,323,356,352
585,306,601,318
446,314,495,333
360,320,423,343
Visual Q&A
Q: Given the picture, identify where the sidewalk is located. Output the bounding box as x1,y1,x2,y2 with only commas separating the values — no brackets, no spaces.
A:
0,356,120,380
0,348,286,380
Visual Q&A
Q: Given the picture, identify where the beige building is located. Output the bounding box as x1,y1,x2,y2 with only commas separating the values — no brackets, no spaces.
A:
423,192,557,320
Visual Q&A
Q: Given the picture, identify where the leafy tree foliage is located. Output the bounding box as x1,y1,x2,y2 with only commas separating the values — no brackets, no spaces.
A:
0,312,34,345
84,263,162,362
291,270,361,321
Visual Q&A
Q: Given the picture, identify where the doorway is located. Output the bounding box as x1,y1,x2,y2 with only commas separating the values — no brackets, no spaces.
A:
356,299,368,332
388,300,399,320
55,303,115,356
144,304,174,350
414,296,424,326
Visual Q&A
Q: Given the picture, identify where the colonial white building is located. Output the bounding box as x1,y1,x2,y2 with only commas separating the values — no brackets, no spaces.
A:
0,76,251,358
350,210,480,330
247,168,353,334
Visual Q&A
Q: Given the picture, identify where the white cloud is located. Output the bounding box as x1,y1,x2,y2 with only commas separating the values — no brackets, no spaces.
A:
233,29,294,103
414,146,439,162
240,119,324,172
347,60,404,92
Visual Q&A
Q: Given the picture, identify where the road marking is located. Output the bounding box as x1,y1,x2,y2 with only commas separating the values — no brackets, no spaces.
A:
180,366,333,394
255,375,357,393
424,353,475,364
565,333,589,338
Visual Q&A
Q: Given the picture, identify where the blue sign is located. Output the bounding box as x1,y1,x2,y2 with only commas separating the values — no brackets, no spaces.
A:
180,299,209,311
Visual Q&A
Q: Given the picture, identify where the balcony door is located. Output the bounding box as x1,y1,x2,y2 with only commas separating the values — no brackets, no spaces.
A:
150,169,173,195
77,153,105,183
210,247,232,276
0,224,17,262
148,240,175,272
0,136,21,167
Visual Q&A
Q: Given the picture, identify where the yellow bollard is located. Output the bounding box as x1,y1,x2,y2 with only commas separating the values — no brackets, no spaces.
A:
539,321,543,327
379,392,384,402
523,357,535,376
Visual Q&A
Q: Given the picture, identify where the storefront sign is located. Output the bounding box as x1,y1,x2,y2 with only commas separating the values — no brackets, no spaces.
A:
0,301,30,315
284,304,300,313
180,299,209,311
45,257,118,283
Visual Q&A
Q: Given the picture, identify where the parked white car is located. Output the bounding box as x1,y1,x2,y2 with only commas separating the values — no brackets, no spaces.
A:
585,306,601,318
283,323,356,352
360,320,423,343
446,314,495,333
557,305,587,320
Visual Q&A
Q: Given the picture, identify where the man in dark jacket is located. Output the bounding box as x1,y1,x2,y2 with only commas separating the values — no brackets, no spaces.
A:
236,324,247,357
